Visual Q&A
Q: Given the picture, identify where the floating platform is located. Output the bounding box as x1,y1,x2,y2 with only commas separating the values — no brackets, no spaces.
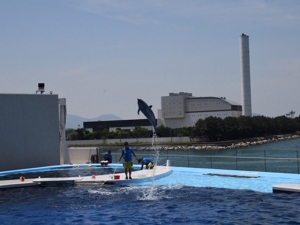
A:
75,165,172,185
0,178,37,189
273,184,300,194
0,162,172,189
33,177,84,183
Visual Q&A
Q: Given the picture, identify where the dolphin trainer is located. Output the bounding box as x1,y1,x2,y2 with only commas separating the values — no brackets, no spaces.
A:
137,99,157,133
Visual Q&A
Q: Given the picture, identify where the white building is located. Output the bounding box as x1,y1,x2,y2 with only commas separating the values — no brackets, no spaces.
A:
157,92,242,129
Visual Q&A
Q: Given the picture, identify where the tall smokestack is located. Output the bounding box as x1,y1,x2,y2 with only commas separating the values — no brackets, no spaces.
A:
240,33,252,116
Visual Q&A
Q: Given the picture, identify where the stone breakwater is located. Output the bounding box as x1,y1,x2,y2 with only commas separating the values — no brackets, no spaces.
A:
135,134,300,151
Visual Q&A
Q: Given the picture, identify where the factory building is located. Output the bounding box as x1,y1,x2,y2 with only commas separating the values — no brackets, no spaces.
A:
85,92,242,132
84,119,154,132
157,92,242,129
84,33,250,131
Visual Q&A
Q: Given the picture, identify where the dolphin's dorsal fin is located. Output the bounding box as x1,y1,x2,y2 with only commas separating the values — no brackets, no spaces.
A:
149,105,152,108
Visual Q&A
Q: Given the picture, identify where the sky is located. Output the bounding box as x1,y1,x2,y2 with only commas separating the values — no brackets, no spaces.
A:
1,0,300,120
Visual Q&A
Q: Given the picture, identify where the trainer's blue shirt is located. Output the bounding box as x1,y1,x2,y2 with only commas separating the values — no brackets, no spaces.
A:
103,152,112,161
143,158,153,164
140,158,154,170
122,147,134,161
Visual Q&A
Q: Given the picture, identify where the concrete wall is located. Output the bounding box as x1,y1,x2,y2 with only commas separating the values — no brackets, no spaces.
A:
67,136,190,146
68,146,149,164
68,147,98,164
0,94,60,171
162,111,238,128
185,97,231,112
161,95,186,118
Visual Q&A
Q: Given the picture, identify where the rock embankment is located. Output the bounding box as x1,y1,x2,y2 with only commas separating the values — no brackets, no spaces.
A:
135,134,300,151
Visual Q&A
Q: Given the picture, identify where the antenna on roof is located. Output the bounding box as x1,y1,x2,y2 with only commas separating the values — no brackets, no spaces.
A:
36,83,45,94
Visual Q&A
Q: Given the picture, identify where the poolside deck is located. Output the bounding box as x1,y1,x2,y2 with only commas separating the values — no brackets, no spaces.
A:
0,178,37,189
273,184,300,194
75,165,171,185
0,165,172,189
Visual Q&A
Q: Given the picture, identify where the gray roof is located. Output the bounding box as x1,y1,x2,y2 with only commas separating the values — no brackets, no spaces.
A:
187,96,241,106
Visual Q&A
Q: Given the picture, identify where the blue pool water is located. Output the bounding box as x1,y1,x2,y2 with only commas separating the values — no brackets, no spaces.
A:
1,164,300,224
1,138,300,224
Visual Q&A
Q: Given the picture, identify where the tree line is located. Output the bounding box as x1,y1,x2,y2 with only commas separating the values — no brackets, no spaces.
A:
67,115,300,142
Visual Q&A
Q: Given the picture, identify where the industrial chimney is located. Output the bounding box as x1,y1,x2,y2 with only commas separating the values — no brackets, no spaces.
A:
240,33,252,116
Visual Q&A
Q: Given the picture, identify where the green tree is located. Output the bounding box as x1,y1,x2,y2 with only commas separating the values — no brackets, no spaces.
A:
191,119,206,139
92,131,102,139
67,114,300,141
174,126,194,137
204,116,224,141
111,128,130,139
237,116,253,138
274,116,298,134
223,117,239,140
100,129,111,139
294,115,300,131
131,126,152,138
156,125,173,137
76,128,86,140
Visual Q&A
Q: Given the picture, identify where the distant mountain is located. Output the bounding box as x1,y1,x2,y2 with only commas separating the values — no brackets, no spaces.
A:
66,114,122,129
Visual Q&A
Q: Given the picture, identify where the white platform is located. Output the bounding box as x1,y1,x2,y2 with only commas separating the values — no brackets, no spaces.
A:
0,164,172,189
76,165,172,185
32,177,83,183
0,178,37,189
273,184,300,193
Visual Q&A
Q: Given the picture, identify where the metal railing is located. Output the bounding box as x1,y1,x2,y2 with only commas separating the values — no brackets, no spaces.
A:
70,147,300,174
114,149,300,174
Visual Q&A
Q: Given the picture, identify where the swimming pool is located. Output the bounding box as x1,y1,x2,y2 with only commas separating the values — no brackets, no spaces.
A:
1,164,300,224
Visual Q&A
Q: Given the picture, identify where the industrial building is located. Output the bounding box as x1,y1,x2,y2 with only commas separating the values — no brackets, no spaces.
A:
83,33,251,131
84,92,242,131
157,92,242,129
84,119,155,132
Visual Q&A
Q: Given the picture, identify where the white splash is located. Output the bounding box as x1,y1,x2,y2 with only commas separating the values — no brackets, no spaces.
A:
141,130,160,200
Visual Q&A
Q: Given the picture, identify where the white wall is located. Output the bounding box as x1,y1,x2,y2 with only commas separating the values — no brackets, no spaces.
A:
0,94,60,171
67,136,191,164
67,136,190,146
159,95,242,129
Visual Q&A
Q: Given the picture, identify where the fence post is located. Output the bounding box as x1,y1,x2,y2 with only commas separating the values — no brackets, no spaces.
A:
264,150,267,172
297,150,299,174
210,149,212,169
236,149,237,170
188,149,189,167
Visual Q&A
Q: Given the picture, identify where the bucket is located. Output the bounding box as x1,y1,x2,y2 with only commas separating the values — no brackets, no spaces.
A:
114,175,120,180
100,161,108,166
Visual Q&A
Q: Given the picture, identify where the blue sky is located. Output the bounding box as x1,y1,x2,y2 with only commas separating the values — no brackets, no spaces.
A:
1,0,300,119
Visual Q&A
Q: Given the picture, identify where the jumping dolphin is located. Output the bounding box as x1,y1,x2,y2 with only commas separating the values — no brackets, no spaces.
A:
137,99,157,134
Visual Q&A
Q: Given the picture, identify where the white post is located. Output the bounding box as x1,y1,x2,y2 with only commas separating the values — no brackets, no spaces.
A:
166,160,170,167
59,98,70,164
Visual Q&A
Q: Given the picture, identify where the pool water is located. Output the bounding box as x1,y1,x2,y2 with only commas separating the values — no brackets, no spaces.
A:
1,184,300,224
155,167,300,193
1,165,300,224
